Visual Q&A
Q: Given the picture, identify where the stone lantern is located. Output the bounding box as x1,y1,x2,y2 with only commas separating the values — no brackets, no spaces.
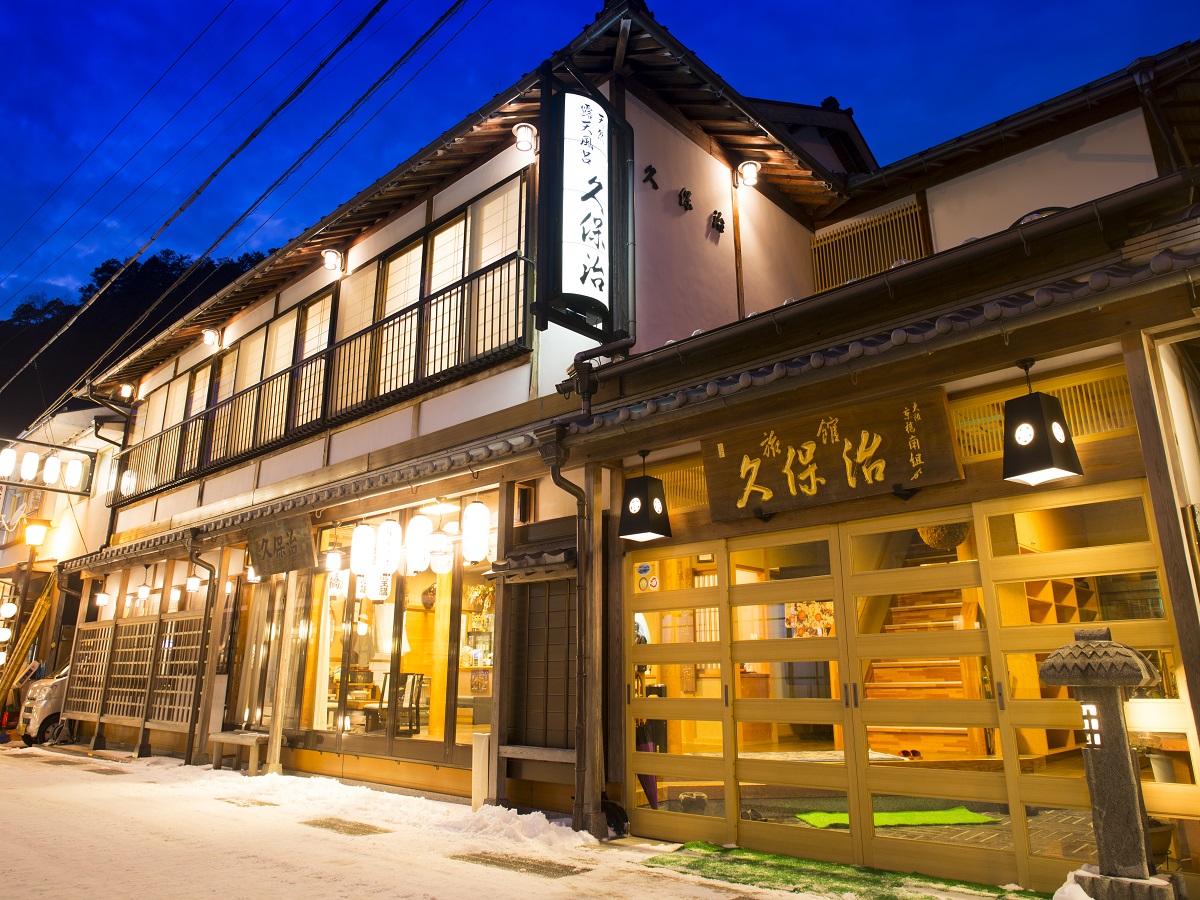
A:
1039,627,1182,900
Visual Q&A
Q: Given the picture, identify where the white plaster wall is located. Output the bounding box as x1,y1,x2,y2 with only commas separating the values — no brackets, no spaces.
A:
114,498,156,533
1161,344,1200,505
223,296,275,346
279,267,337,313
628,93,738,349
155,484,201,522
257,438,326,488
201,463,256,506
348,205,427,271
536,324,593,399
175,341,216,374
738,185,814,314
534,471,582,521
417,363,532,436
926,110,1157,251
328,407,415,465
140,358,176,397
433,146,531,219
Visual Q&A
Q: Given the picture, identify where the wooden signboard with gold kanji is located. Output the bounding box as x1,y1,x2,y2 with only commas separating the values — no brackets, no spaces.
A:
701,387,962,521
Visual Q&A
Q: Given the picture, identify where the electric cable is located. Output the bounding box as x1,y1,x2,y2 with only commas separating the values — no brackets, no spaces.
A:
0,0,306,315
0,0,357,333
39,0,473,415
0,0,237,260
0,0,395,406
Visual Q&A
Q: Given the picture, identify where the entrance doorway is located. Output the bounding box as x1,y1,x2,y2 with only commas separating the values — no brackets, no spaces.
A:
626,481,1184,889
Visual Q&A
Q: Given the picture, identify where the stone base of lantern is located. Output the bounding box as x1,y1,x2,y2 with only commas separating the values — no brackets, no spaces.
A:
1072,865,1184,900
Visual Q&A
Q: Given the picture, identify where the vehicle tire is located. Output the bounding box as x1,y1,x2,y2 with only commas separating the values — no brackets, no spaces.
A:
35,714,59,745
21,732,33,747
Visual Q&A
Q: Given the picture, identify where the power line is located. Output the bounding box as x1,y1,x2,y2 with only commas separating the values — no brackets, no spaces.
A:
2,0,396,406
0,1,308,316
0,0,237,261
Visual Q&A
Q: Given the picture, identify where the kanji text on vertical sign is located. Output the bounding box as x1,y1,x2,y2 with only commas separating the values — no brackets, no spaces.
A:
245,514,317,576
560,92,610,326
700,388,962,521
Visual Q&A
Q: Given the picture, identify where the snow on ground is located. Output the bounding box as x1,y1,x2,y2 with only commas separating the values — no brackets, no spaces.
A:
1,743,804,899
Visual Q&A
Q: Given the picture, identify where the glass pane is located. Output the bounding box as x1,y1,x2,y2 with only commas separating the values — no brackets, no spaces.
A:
733,601,836,640
264,310,298,377
989,497,1149,556
997,572,1164,626
636,608,720,644
1008,648,1179,702
864,726,1004,771
399,569,452,742
867,794,1013,849
733,661,837,700
299,293,332,359
306,570,348,733
382,242,421,317
337,266,378,340
455,573,495,745
736,722,846,760
631,769,723,817
856,587,984,635
1014,729,1086,775
428,217,466,293
469,177,521,271
635,663,722,700
1026,805,1096,862
729,540,830,582
741,785,848,827
861,655,992,701
633,717,722,756
851,522,977,572
1145,815,1199,873
632,553,719,594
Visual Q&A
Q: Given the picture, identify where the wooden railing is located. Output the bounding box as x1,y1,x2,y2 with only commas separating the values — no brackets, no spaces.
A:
109,255,528,506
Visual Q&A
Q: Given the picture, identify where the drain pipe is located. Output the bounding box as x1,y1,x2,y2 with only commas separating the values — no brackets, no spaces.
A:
183,528,218,766
539,428,605,838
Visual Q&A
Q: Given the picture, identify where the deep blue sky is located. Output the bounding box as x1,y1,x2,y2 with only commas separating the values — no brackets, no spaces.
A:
1,0,1195,314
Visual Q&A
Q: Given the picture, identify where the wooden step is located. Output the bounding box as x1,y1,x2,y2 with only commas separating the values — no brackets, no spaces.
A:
883,620,960,632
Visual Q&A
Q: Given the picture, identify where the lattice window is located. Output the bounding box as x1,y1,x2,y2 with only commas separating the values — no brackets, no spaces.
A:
147,614,204,726
951,366,1136,464
102,620,156,721
647,457,708,512
811,199,928,293
65,624,113,720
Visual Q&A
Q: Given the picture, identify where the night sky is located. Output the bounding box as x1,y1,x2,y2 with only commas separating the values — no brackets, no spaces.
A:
1,0,1195,313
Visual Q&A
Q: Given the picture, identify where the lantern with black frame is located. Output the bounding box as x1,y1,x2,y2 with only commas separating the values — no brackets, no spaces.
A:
618,451,672,542
1002,358,1083,487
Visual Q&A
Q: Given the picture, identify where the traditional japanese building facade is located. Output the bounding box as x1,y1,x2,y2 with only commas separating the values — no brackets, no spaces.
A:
8,1,1199,892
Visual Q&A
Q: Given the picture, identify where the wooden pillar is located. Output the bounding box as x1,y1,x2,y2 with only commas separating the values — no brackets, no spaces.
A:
1122,332,1200,735
266,569,300,774
581,463,606,838
195,547,232,764
605,466,626,788
487,480,515,806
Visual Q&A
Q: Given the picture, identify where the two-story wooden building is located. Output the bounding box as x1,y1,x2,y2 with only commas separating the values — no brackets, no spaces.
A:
21,1,1200,892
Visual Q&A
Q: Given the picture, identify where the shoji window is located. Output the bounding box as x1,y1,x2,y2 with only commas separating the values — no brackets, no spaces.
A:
336,264,377,341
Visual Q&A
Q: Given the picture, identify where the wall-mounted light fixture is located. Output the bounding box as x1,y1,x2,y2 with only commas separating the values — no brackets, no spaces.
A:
119,384,135,400
137,564,152,601
322,248,344,272
1002,358,1083,486
512,122,537,153
93,593,109,608
619,451,672,542
186,568,201,593
737,159,760,187
202,328,221,347
24,518,50,548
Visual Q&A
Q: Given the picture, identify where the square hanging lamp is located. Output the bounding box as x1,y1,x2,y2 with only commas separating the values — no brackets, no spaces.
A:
1002,358,1083,486
619,451,672,541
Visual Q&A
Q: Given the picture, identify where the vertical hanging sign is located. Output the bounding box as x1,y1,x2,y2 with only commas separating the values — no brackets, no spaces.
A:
537,85,620,343
560,92,610,324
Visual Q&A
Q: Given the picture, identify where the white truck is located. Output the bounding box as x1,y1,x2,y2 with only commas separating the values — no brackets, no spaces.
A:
19,665,68,745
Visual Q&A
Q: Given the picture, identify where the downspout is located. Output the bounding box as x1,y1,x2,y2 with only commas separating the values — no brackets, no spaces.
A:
183,528,218,766
86,383,131,551
1133,67,1186,174
539,428,605,838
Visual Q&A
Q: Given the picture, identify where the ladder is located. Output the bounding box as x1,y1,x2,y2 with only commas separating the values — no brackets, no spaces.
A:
0,571,57,710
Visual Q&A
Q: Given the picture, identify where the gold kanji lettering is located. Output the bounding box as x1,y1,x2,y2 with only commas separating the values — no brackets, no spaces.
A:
736,455,774,508
842,430,885,488
783,442,825,497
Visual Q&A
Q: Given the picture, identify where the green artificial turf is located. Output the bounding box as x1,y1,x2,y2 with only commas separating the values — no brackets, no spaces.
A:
643,842,1049,900
797,806,999,829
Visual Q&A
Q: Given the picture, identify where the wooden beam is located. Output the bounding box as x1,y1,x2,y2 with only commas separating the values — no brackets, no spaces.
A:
1122,332,1200,755
612,17,631,73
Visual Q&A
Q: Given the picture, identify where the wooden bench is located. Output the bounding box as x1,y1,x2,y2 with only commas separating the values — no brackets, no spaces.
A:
210,730,269,776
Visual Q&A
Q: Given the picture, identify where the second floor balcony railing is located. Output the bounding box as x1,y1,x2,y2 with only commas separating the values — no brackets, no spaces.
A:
109,254,529,507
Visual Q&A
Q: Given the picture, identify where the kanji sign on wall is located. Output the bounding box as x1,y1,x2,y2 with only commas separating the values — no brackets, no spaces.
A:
560,91,610,321
701,388,962,521
246,513,317,576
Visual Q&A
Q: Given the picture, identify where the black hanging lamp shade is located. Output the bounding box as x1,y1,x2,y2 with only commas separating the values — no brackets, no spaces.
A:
1002,359,1083,486
619,451,672,541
